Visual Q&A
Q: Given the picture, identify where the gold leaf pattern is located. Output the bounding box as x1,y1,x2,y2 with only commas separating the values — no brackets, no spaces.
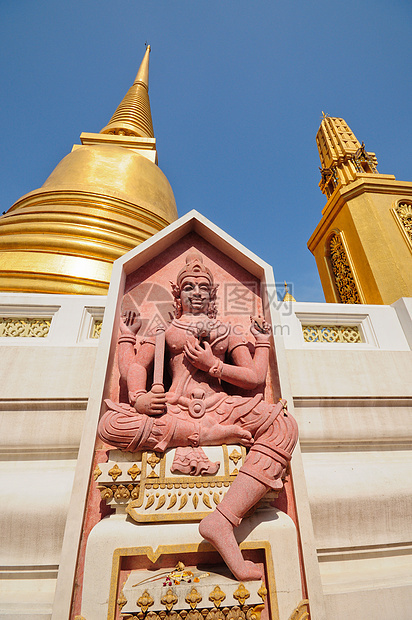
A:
155,495,166,510
167,494,177,509
202,494,212,509
178,494,188,510
131,485,140,499
192,493,199,509
213,493,220,505
145,494,155,509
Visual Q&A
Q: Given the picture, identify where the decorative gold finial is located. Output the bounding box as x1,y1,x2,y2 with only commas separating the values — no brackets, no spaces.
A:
282,281,296,302
100,45,154,138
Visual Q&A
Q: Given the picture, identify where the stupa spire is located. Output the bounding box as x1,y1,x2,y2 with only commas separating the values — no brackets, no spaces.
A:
100,45,154,138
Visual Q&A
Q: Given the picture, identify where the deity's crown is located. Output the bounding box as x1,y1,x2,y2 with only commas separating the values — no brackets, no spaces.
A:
176,252,214,288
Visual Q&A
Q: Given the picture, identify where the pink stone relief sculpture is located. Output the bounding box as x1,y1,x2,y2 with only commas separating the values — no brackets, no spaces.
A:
98,252,298,581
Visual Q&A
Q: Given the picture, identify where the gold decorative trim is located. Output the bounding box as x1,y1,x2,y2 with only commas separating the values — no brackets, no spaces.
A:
0,317,51,338
288,599,310,620
302,324,361,343
98,446,277,523
107,542,279,620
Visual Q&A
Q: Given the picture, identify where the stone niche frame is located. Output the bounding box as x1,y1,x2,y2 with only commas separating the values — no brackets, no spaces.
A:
52,211,325,620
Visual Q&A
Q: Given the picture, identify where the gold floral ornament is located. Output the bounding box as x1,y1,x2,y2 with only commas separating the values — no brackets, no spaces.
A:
147,452,161,477
233,584,250,606
114,484,130,500
209,586,226,608
117,588,127,609
100,486,113,501
229,449,242,466
288,599,310,620
128,463,141,480
137,589,154,613
185,587,202,609
92,464,102,481
161,588,178,611
257,584,267,602
395,202,412,242
108,463,122,481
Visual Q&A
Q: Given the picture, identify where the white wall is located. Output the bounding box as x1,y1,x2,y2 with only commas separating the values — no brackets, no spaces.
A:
0,294,105,620
277,299,412,620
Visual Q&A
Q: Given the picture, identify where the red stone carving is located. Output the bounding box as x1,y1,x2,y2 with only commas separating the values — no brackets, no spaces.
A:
98,251,298,581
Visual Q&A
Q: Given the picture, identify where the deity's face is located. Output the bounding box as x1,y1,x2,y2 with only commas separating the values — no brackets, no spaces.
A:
179,276,211,316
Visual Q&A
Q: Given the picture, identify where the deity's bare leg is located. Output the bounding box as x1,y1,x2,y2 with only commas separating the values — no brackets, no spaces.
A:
199,471,267,581
199,407,298,581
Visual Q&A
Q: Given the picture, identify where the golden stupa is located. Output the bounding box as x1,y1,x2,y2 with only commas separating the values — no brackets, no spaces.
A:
0,46,177,295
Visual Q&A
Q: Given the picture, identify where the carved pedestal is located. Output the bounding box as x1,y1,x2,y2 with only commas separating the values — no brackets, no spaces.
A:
80,448,303,620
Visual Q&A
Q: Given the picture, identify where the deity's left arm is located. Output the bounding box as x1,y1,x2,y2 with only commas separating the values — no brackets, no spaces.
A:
126,342,155,405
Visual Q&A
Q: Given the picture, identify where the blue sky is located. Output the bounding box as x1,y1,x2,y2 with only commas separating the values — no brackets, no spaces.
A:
1,1,411,302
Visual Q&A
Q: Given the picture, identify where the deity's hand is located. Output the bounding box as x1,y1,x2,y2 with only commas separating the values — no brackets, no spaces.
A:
250,315,271,343
184,337,216,372
120,310,142,336
134,385,166,416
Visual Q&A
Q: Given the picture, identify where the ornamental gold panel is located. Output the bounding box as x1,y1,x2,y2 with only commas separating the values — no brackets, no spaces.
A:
302,325,361,343
91,320,102,339
394,202,412,245
0,317,51,338
329,233,361,304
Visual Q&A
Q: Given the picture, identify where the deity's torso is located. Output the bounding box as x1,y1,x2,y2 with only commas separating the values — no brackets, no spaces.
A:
162,317,246,406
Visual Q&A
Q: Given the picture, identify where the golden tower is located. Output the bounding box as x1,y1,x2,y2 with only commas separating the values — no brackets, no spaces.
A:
0,46,177,295
308,115,412,304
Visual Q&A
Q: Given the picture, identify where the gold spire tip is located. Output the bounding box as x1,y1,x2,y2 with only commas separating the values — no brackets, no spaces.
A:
134,45,151,88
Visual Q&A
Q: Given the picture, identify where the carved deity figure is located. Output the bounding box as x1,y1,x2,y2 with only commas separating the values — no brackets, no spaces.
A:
98,252,298,581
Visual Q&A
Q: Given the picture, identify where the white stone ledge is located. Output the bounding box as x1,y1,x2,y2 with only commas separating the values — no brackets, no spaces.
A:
0,399,86,455
293,396,412,449
285,349,412,397
302,450,412,549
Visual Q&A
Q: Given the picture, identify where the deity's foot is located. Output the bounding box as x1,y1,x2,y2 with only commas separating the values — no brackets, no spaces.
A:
199,511,263,581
